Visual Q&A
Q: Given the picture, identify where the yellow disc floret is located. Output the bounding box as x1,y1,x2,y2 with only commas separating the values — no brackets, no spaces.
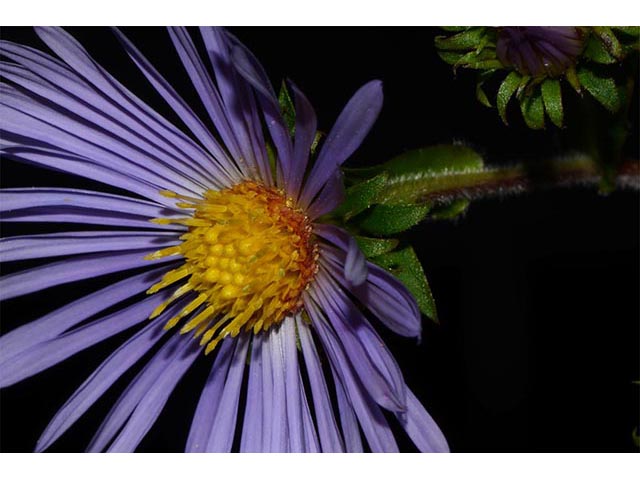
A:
145,181,318,354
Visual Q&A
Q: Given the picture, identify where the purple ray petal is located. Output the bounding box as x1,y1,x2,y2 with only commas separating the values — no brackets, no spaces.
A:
260,329,275,451
0,231,179,262
287,82,317,198
106,337,201,452
310,272,407,413
0,267,170,364
111,28,239,187
0,293,169,387
266,325,289,452
34,300,188,452
396,388,450,453
240,333,264,452
25,28,222,185
229,42,292,187
280,317,304,452
199,27,271,186
0,188,180,218
306,169,346,220
305,296,399,452
166,27,246,175
300,80,383,208
343,236,368,286
0,249,178,301
0,146,178,207
300,379,321,452
185,336,235,452
1,205,185,231
321,244,421,338
83,325,186,452
1,86,203,196
204,333,249,452
1,60,216,189
296,317,345,452
332,363,364,452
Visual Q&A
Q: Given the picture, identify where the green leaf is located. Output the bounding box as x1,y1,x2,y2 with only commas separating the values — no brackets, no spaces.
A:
497,71,522,124
565,67,582,94
357,204,430,236
373,247,438,321
278,81,296,136
434,28,486,51
332,172,389,220
541,79,563,128
368,145,484,205
476,80,492,107
593,27,623,60
583,34,617,64
429,198,470,220
354,236,399,258
440,26,468,33
310,131,323,155
384,145,484,177
577,68,621,112
519,89,545,130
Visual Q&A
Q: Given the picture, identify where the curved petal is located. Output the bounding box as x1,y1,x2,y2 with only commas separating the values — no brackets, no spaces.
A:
110,28,239,187
0,266,170,364
280,317,304,452
185,337,235,452
166,27,246,176
296,317,345,452
203,333,249,452
396,388,450,453
0,188,180,218
287,82,317,198
343,236,368,286
305,296,399,452
240,333,264,452
229,41,292,187
198,27,271,186
25,28,219,187
106,337,201,452
0,293,169,387
1,60,216,189
34,302,186,452
0,231,179,262
300,80,383,208
84,326,188,452
309,272,407,413
0,250,178,301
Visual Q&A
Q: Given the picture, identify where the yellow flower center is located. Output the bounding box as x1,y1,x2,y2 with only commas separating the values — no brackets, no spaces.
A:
145,181,318,354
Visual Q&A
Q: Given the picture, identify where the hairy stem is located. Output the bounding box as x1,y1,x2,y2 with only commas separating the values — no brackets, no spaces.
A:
377,153,640,206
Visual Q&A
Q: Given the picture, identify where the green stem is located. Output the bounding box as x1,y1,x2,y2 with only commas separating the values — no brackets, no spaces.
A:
376,154,640,206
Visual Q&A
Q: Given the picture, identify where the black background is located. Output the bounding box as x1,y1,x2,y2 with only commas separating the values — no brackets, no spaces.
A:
0,27,638,452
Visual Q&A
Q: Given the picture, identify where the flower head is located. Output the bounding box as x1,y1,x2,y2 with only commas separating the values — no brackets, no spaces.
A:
0,27,448,452
496,27,584,78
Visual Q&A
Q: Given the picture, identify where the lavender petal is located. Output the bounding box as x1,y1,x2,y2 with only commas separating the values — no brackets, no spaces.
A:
0,267,169,364
107,338,201,452
35,312,172,452
240,334,264,452
0,231,178,262
204,333,249,452
396,388,450,453
0,293,168,387
296,317,345,452
185,337,235,452
0,250,178,301
300,80,383,208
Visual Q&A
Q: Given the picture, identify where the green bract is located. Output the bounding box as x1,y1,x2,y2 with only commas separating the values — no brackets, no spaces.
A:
435,26,639,129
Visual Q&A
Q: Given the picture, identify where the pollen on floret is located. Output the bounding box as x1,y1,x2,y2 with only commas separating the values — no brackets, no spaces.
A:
146,181,318,354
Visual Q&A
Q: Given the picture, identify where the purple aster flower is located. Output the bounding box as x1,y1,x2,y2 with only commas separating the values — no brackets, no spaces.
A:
0,27,448,453
496,27,585,77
